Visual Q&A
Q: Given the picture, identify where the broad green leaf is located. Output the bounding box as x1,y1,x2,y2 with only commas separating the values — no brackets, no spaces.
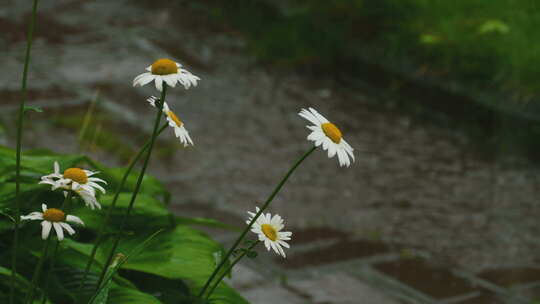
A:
100,193,170,219
101,167,168,199
108,226,248,304
91,230,163,304
107,284,162,304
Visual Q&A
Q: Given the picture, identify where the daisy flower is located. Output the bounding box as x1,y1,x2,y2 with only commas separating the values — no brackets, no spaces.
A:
39,161,106,209
133,58,200,91
247,207,292,258
21,204,84,241
299,107,355,167
148,96,194,147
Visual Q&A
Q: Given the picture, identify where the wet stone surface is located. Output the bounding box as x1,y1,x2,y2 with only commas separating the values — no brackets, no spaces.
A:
3,0,540,303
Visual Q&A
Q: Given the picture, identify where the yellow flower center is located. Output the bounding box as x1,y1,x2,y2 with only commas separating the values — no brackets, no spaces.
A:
151,58,178,75
167,110,183,127
261,224,278,241
63,168,88,184
321,122,342,144
43,208,65,222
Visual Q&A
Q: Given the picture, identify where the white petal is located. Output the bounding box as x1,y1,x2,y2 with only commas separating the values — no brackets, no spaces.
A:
42,204,47,212
71,181,80,190
276,243,286,257
155,76,163,92
328,145,337,158
147,96,158,107
54,161,60,174
53,222,64,241
264,240,271,251
21,212,43,221
61,222,75,235
322,139,330,151
163,74,178,88
309,107,329,123
66,215,84,226
299,109,320,126
84,169,99,176
41,221,52,240
278,240,290,248
87,182,106,194
88,177,106,184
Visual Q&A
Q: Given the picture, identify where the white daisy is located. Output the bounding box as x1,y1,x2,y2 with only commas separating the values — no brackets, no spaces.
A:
299,107,355,167
133,58,200,91
21,204,84,241
39,161,106,209
147,96,194,147
247,207,292,258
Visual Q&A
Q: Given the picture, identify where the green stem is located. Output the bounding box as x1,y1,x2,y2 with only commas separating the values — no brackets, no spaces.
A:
12,1,40,303
95,86,168,290
198,146,317,298
40,192,73,304
205,241,259,300
26,236,51,304
76,123,167,293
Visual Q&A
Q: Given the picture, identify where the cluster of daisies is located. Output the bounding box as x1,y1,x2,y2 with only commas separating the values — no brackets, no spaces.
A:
21,58,355,260
21,162,107,241
133,58,198,147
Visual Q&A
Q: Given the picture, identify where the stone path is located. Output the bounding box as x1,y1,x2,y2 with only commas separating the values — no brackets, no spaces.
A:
3,1,540,303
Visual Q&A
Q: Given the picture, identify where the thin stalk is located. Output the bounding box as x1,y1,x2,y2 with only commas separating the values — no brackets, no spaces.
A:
40,192,74,304
12,0,40,303
26,236,51,304
205,241,259,299
198,146,317,298
76,123,167,292
95,86,168,290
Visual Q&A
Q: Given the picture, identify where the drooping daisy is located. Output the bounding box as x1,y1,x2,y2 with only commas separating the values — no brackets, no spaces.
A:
21,204,84,241
72,188,102,210
247,207,292,258
147,96,194,147
133,58,200,91
39,161,106,209
299,107,355,167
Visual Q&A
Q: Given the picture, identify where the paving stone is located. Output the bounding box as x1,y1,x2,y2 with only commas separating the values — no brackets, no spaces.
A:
287,273,398,304
373,257,479,300
241,283,308,304
225,264,266,290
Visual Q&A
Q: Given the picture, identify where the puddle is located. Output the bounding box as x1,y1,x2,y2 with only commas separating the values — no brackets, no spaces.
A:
374,258,480,299
280,239,390,269
479,267,540,287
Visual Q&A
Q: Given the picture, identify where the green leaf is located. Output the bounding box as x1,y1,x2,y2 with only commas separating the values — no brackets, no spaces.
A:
101,167,168,199
90,230,163,304
478,19,510,35
107,284,162,304
107,226,248,304
101,193,170,218
23,105,43,113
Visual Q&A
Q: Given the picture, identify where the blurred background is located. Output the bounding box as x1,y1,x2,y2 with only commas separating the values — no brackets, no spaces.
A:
3,0,540,303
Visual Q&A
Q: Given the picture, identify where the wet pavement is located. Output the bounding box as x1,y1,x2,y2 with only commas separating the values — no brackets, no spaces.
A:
3,0,540,303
